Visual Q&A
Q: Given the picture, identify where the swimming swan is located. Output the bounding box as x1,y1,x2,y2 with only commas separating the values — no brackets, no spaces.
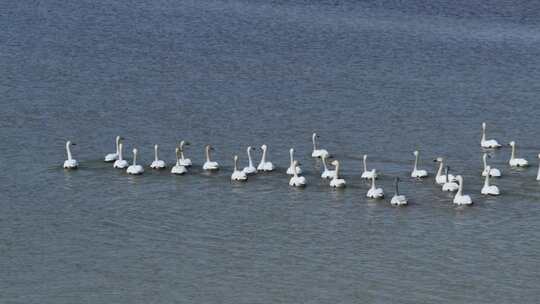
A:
481,166,500,196
320,154,336,179
482,153,501,177
311,133,330,158
203,145,219,170
104,136,122,162
287,148,302,175
366,172,384,199
113,142,129,169
242,146,257,174
126,148,144,175
411,150,428,178
171,147,188,175
231,155,248,181
453,175,472,206
509,141,529,167
481,122,501,149
150,144,166,169
329,160,346,188
178,141,192,167
390,177,407,206
441,166,459,192
434,157,455,184
63,141,79,169
289,160,307,187
361,154,378,179
257,144,275,171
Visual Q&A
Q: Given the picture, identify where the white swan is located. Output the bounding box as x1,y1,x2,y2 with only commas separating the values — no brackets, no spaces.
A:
481,153,501,177
113,142,129,169
481,122,501,149
390,177,407,206
242,146,257,174
434,157,455,184
329,160,346,188
203,145,219,170
441,166,459,192
63,141,79,169
537,154,540,181
231,155,247,181
289,160,307,187
150,144,166,169
311,133,330,158
320,154,336,179
171,147,188,175
411,150,428,178
366,172,384,199
104,136,122,162
481,166,500,196
286,148,302,175
361,154,378,179
509,141,529,167
178,140,192,167
453,175,472,206
257,144,275,171
126,148,144,175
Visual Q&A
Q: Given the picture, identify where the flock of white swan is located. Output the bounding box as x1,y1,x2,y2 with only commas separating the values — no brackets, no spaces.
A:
62,122,540,206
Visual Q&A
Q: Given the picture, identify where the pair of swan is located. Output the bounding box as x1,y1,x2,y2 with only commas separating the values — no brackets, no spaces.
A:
434,157,455,184
257,144,275,171
321,155,336,179
63,141,79,169
311,133,330,158
411,150,428,178
171,141,192,174
361,155,378,179
113,142,129,169
243,146,257,174
481,122,502,149
289,160,307,187
287,148,302,175
509,141,529,167
482,154,501,177
242,144,275,173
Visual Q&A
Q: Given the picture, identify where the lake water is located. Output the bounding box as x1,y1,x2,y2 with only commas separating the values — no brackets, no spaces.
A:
2,0,540,303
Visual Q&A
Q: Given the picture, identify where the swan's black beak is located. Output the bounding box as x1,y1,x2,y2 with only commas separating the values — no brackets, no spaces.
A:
185,142,191,146
72,143,77,146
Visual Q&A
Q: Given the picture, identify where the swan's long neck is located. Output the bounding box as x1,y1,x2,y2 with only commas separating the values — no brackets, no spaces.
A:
247,148,253,167
511,144,516,160
445,167,449,183
334,161,340,179
363,155,367,172
115,136,120,154
154,145,159,161
180,142,186,160
66,142,72,160
414,153,419,171
293,162,299,178
118,143,123,161
395,180,399,195
205,146,211,162
322,156,328,171
234,156,238,171
175,148,181,165
484,170,490,187
436,161,443,178
481,125,486,142
482,154,487,169
289,149,294,167
261,147,267,163
370,176,376,190
457,178,463,196
312,134,317,150
133,150,137,166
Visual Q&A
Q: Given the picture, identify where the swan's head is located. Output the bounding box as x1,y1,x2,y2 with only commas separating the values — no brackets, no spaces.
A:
434,157,443,162
395,177,400,183
180,140,190,148
537,153,540,159
331,160,339,166
312,133,318,140
509,141,515,146
363,154,367,160
289,148,294,153
66,140,75,146
455,175,463,183
119,142,123,150
133,148,138,155
154,144,159,150
116,135,121,142
482,122,486,129
413,150,419,156
205,144,214,151
234,155,238,162
261,144,267,151
247,146,253,152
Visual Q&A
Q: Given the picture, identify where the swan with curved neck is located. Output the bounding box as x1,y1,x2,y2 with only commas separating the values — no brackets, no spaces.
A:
311,133,330,158
257,144,275,171
289,160,306,187
286,148,302,175
453,175,472,205
113,142,129,169
63,141,79,169
509,141,529,167
434,157,455,184
242,146,257,174
481,122,501,149
178,141,192,167
320,154,336,179
171,147,187,174
442,166,459,192
411,150,428,178
366,171,384,199
329,160,346,188
482,153,501,177
150,144,166,169
104,136,122,162
203,145,219,170
231,155,247,181
390,177,407,205
481,166,500,195
361,154,378,180
127,148,144,175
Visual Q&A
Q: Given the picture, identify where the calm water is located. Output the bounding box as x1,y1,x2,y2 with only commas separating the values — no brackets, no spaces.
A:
2,0,540,303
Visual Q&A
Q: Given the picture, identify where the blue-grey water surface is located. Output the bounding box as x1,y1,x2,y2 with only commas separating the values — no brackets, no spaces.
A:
2,0,540,303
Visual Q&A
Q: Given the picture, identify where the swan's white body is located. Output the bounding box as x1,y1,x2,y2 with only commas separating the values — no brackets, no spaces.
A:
203,145,219,170
453,175,472,205
329,160,346,188
242,146,257,174
171,147,187,175
435,158,455,184
257,144,275,171
361,155,378,179
311,133,330,158
481,166,500,196
127,148,144,175
441,166,459,192
481,154,501,177
481,122,501,149
231,155,247,181
63,141,78,169
150,144,166,169
289,160,306,187
320,155,336,179
178,141,192,167
104,136,121,162
537,154,540,181
366,173,384,199
390,178,407,206
411,151,428,178
113,142,129,169
509,141,529,167
286,148,302,175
